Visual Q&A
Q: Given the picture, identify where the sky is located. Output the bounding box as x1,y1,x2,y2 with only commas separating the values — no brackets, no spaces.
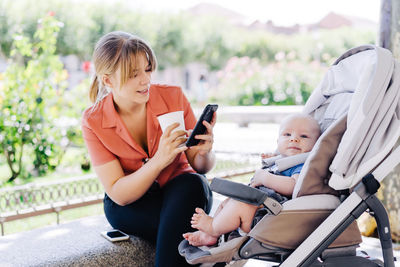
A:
130,0,380,26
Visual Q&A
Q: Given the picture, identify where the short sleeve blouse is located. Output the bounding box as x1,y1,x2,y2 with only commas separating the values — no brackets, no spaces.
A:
81,84,197,187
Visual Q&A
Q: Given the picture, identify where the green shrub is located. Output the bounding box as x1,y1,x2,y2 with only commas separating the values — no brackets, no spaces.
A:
211,56,328,105
0,14,73,182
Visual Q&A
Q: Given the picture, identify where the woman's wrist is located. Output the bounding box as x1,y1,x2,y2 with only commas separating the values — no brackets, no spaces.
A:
147,155,166,174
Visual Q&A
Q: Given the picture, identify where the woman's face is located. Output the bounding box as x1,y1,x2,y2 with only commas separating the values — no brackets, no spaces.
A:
108,53,152,106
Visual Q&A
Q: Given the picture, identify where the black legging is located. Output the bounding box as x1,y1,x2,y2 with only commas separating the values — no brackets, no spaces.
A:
103,172,213,267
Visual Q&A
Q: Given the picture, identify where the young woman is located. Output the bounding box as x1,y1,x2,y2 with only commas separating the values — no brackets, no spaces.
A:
81,31,215,266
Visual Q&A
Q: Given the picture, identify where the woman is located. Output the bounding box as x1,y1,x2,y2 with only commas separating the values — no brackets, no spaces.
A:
81,31,215,266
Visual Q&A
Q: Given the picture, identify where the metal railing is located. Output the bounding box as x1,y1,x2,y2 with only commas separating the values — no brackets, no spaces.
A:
0,174,103,235
0,152,260,235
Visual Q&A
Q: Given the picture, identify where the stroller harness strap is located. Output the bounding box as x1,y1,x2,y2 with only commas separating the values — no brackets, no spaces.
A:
262,152,310,173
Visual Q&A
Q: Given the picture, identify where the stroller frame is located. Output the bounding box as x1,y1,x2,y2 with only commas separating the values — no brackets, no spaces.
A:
277,170,397,266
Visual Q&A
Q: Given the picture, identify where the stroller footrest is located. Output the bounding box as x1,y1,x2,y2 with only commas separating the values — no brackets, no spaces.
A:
179,236,249,265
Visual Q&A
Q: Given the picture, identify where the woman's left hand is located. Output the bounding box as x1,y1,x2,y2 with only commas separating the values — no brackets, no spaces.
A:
190,112,216,156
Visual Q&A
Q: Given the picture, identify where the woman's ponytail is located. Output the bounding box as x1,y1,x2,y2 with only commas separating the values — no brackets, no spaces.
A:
89,76,99,103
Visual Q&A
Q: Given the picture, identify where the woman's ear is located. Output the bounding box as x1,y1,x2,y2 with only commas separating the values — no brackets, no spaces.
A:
102,74,113,89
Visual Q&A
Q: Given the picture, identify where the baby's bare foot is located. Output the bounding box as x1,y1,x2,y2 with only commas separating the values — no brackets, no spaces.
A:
183,231,218,247
191,208,214,235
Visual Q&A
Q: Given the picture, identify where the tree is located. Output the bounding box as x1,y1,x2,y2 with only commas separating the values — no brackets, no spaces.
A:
378,0,400,242
0,14,69,182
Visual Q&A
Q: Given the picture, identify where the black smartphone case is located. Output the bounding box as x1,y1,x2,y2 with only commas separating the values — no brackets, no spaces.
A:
186,104,218,147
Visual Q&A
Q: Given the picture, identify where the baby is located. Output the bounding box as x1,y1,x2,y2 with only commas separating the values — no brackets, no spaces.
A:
183,113,321,246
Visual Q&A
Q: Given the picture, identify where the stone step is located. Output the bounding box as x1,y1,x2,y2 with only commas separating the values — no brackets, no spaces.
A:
0,215,155,267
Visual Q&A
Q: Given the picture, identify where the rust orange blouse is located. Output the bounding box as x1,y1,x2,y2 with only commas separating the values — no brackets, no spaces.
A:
81,84,197,187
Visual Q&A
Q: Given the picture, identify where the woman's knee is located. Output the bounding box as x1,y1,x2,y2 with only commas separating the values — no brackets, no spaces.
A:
164,173,213,212
103,193,160,242
167,173,208,194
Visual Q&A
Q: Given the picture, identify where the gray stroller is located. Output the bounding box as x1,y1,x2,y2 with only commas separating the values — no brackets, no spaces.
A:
179,45,400,266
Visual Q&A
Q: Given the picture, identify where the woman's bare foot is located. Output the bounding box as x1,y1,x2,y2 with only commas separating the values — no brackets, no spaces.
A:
183,231,218,247
191,208,214,235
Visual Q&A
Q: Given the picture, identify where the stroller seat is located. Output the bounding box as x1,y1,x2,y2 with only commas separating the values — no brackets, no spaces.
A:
179,45,400,267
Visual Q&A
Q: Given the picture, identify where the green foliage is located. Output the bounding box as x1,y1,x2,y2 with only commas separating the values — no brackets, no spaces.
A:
0,14,71,182
211,56,328,106
150,14,193,70
235,27,376,65
235,31,291,63
209,27,374,106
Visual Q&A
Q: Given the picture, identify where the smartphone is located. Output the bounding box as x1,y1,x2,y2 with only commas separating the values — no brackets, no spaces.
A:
101,229,130,242
186,104,218,147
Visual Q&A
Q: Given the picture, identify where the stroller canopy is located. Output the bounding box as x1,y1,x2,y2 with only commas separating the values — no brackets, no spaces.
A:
303,45,400,190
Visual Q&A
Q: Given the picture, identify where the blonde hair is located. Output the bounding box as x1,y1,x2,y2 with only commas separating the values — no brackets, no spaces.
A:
89,31,157,105
280,113,321,136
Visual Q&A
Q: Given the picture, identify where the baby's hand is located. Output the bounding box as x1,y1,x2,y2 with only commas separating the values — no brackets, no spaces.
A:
250,169,270,187
261,152,276,159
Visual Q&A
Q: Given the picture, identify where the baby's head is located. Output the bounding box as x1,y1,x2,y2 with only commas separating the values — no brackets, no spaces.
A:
277,114,321,157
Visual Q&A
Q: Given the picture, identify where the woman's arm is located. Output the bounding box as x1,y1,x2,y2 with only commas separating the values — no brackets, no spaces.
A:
185,113,217,174
94,123,187,206
94,157,163,206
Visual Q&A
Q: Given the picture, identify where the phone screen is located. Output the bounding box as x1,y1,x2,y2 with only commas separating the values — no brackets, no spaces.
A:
106,230,127,238
186,104,218,147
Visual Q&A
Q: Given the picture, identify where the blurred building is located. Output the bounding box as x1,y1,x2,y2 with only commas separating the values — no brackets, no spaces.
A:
187,4,377,35
308,12,377,32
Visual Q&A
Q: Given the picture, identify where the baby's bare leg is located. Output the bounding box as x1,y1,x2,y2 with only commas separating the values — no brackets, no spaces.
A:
184,199,258,246
191,208,214,234
211,199,258,236
191,198,231,235
213,197,229,216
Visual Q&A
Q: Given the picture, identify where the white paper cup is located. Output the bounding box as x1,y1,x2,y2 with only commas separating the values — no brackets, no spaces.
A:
157,111,185,133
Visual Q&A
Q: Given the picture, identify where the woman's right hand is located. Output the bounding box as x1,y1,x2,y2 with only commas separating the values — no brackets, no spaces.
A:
153,122,188,168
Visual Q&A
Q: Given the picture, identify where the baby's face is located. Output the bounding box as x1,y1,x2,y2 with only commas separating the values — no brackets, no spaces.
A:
277,117,320,157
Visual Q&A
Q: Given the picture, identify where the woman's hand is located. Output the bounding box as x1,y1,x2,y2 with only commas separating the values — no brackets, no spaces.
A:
185,112,217,174
190,112,217,156
153,122,188,168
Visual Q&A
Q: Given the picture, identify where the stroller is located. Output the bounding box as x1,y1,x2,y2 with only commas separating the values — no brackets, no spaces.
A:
179,45,400,266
